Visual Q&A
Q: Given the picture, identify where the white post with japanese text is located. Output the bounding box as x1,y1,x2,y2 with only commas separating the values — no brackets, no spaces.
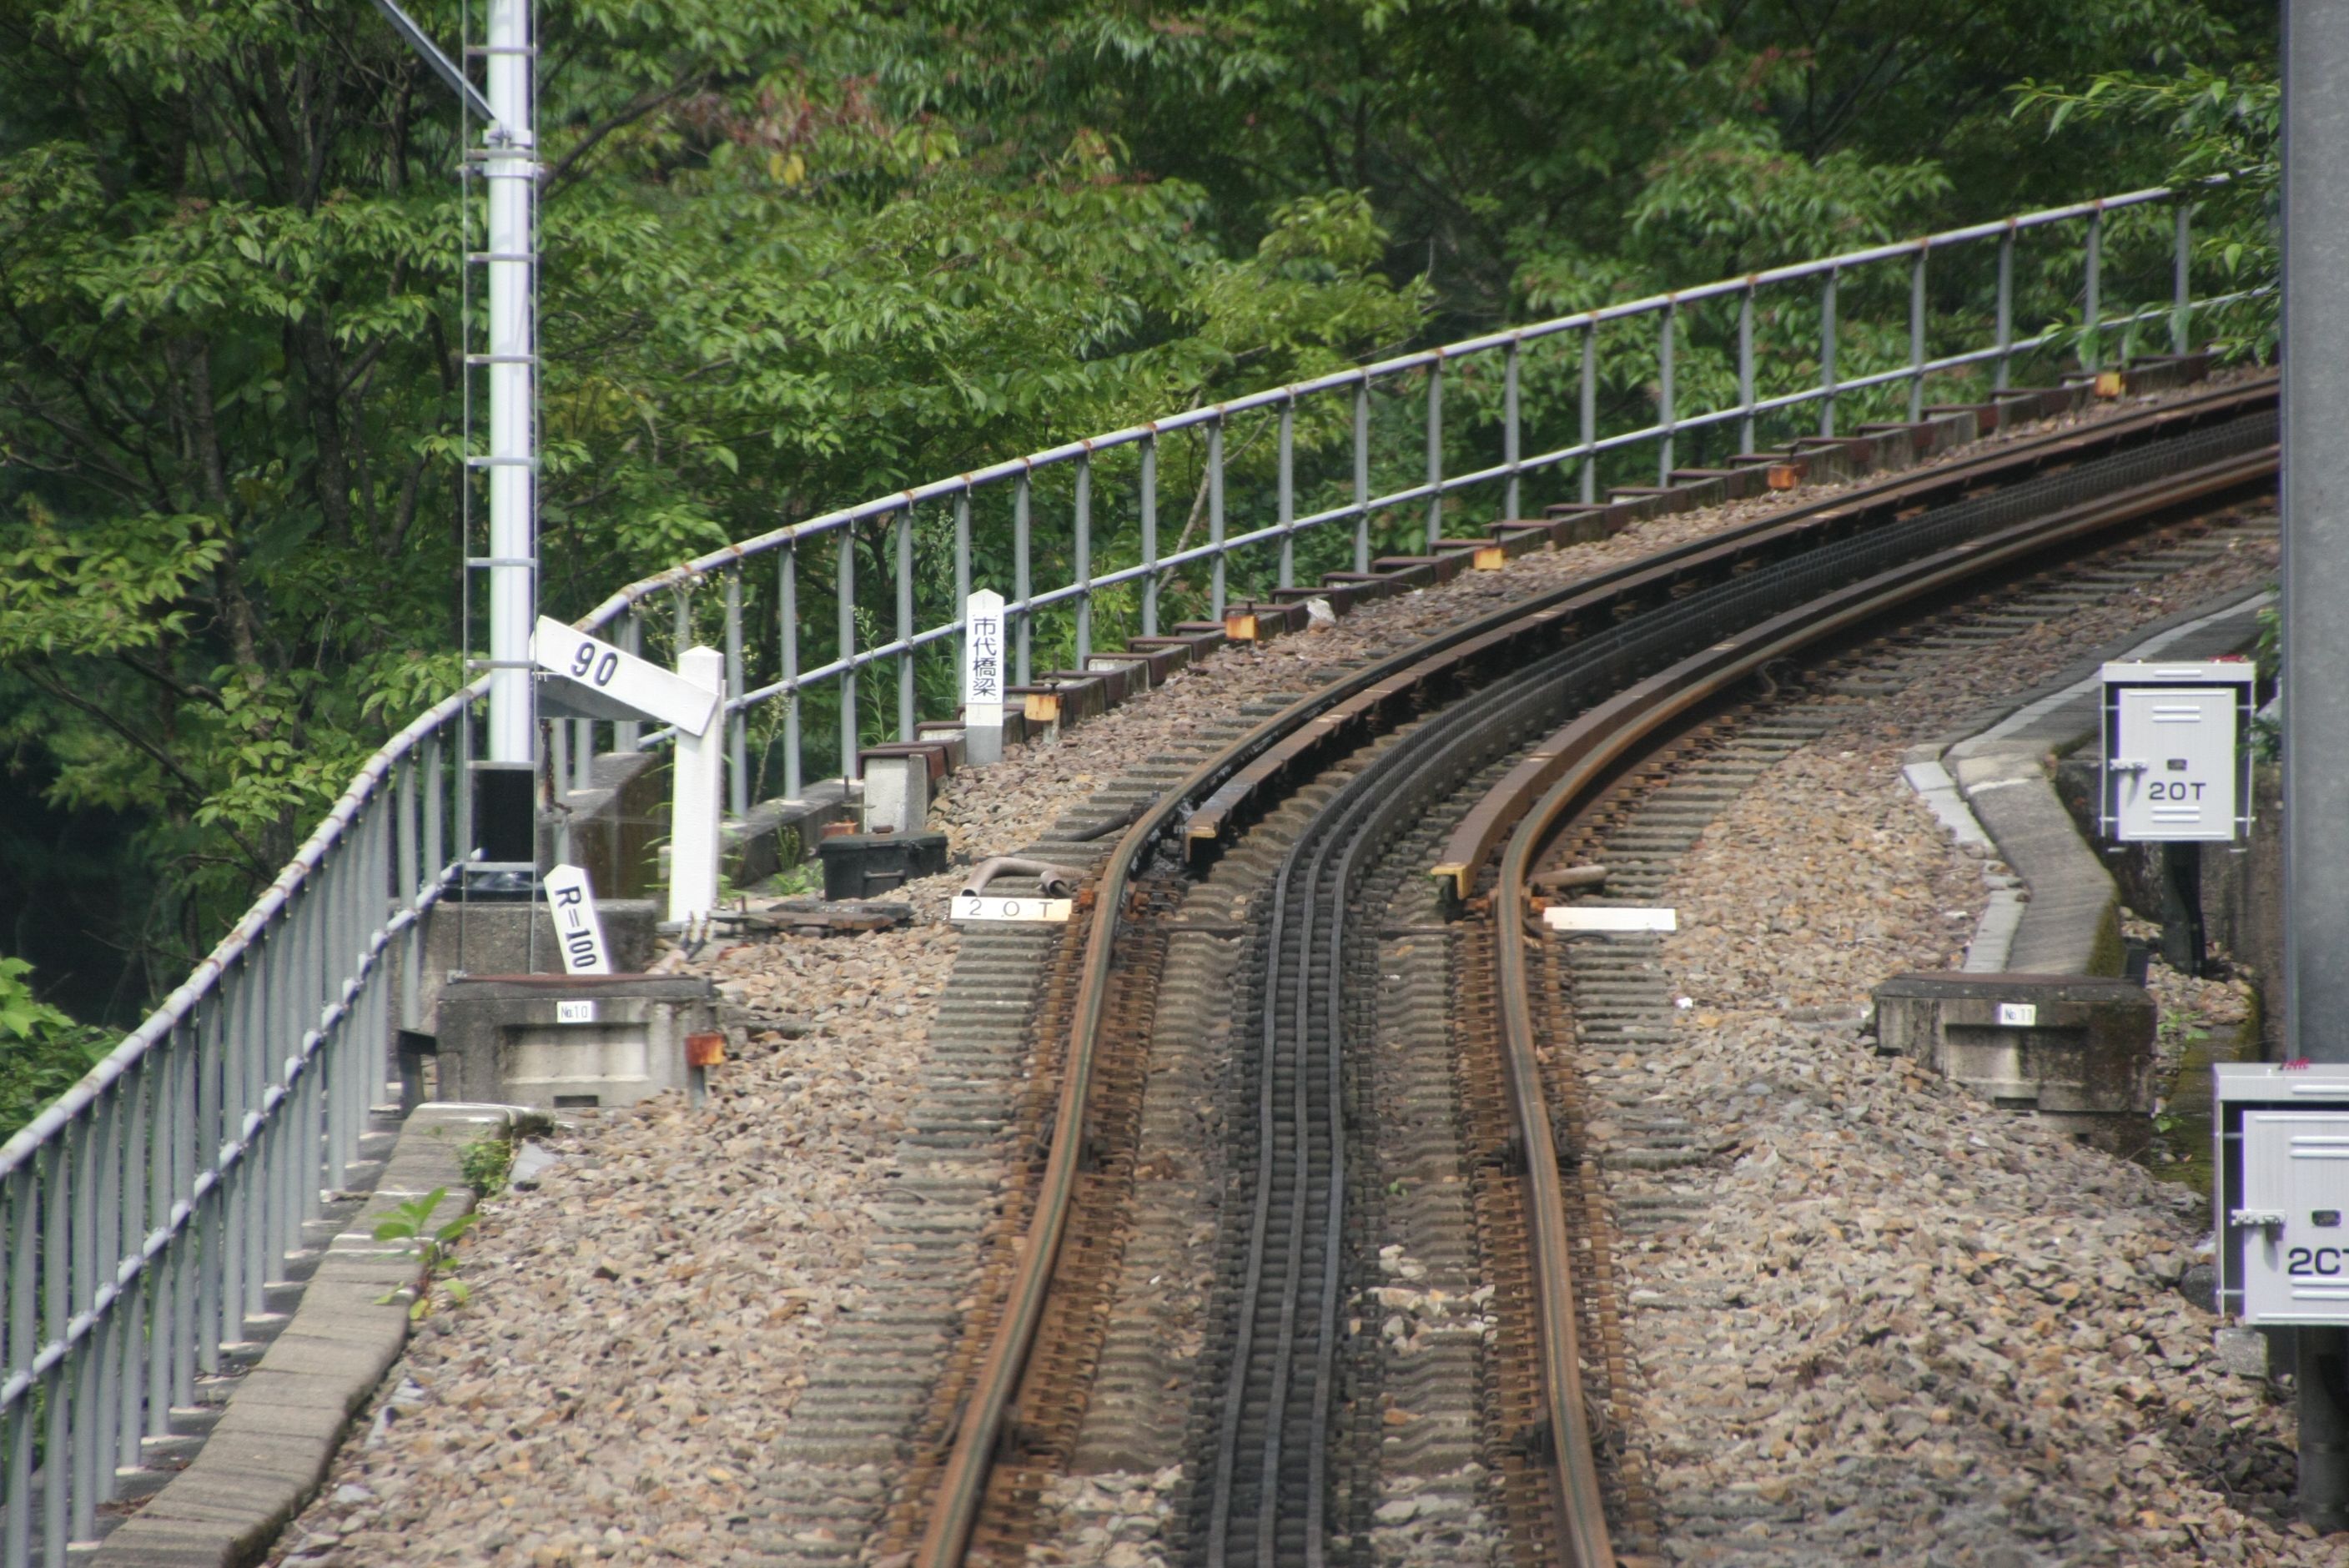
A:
963,589,1008,764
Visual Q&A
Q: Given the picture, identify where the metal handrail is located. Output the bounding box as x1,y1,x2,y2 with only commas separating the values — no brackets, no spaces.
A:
561,182,2226,813
0,180,2241,1565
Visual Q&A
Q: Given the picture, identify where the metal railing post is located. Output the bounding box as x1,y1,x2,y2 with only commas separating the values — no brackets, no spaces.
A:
1425,354,1445,546
614,612,641,752
1277,401,1295,589
2175,200,2193,354
1579,324,1597,504
42,1134,67,1560
1818,268,1839,438
1996,225,2015,392
837,526,858,781
1909,245,1929,422
1503,340,1522,519
1738,284,1757,454
2084,207,2104,373
1352,381,1371,572
1657,300,1676,484
780,543,802,801
897,507,917,741
1014,471,1033,686
1139,438,1159,636
1209,420,1227,620
726,570,747,817
1074,457,1094,666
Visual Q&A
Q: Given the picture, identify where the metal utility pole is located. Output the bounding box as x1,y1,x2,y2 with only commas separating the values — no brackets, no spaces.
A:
2283,0,2349,1532
369,0,539,868
479,0,537,768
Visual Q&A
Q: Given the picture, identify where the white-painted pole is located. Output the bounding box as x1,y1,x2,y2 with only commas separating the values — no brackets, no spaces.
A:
963,589,1008,765
669,647,726,923
483,0,536,763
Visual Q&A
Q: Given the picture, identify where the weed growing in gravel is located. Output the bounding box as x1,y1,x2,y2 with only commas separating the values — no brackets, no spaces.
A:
373,1188,477,1319
459,1134,513,1198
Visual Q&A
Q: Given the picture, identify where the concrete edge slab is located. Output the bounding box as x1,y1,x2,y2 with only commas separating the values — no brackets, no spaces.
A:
1904,588,2274,977
90,1106,512,1567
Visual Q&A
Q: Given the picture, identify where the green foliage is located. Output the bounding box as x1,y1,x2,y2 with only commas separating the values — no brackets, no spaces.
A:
2015,62,2279,359
0,0,2278,1047
371,1186,477,1319
458,1135,513,1199
0,957,112,1142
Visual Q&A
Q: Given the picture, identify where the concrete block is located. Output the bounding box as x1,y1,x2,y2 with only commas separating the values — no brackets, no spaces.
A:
2213,1324,2272,1379
1086,651,1161,692
1671,466,1765,501
1371,553,1464,586
1874,972,2155,1147
727,779,858,888
413,898,658,1030
1124,636,1200,676
433,974,718,1111
963,718,1009,765
546,748,665,899
862,753,931,834
207,1397,354,1446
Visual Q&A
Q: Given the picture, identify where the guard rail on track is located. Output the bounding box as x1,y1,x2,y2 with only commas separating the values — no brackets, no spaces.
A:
0,183,2248,1563
909,378,2277,1565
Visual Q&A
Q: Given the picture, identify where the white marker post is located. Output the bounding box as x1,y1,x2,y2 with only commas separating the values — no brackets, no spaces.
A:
542,862,612,975
963,590,1007,765
668,646,727,925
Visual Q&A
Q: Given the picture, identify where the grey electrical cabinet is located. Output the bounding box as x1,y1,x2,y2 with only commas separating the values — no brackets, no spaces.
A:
2216,1063,2349,1326
2100,660,2255,842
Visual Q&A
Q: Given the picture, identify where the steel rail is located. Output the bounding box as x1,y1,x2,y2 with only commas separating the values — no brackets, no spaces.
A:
910,375,2277,1565
1469,440,2274,1568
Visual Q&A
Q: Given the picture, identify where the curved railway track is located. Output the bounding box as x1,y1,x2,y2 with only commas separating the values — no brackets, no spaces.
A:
899,378,2279,1568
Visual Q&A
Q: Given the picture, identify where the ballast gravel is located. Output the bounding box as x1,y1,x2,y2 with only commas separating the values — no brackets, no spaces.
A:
266,925,959,1566
1609,518,2305,1564
259,376,2278,1566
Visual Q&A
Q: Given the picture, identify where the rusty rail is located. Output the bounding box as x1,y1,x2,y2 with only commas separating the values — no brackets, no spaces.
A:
911,374,2278,1566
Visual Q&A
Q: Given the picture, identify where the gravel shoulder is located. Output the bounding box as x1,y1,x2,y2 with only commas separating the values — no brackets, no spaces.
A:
1616,519,2306,1564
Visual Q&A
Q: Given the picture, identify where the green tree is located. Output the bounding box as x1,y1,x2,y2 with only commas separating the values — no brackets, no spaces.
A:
0,0,2279,1028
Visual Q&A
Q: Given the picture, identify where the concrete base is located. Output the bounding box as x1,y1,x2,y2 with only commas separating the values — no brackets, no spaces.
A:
405,898,657,1037
433,975,717,1112
1875,972,2155,1148
863,754,932,834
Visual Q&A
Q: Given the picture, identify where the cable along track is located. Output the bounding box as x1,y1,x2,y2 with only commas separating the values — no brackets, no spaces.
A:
903,379,2278,1568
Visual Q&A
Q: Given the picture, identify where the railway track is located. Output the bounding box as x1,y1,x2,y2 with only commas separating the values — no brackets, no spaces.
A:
888,378,2278,1567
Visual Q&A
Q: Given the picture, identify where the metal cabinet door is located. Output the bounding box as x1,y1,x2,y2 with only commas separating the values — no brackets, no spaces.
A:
2243,1112,2349,1324
2112,686,2236,841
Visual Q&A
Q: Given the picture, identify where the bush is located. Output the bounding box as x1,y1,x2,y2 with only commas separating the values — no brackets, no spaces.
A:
0,957,114,1143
